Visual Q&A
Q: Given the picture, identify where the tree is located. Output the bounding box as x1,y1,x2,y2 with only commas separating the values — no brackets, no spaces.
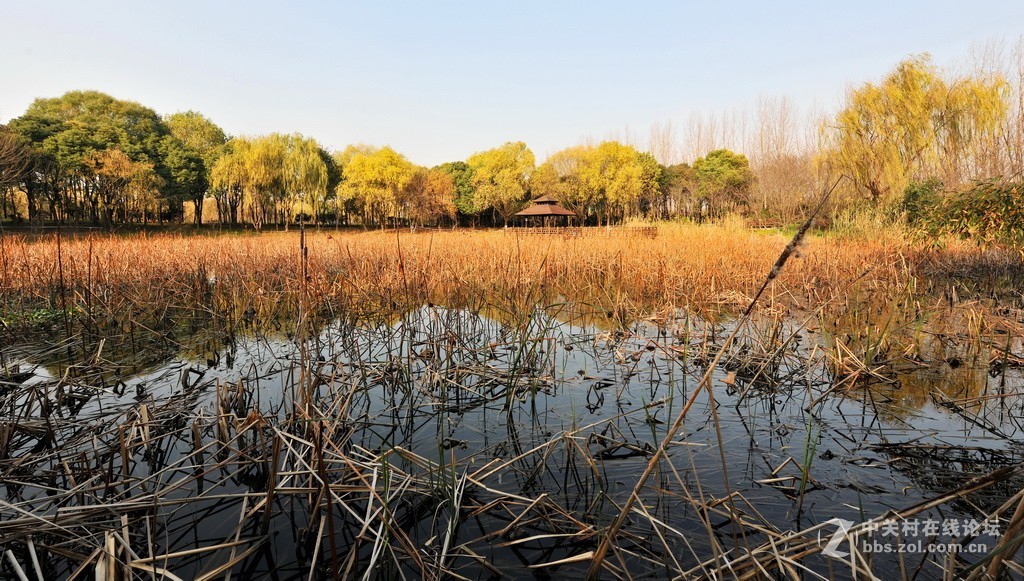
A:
822,55,1007,203
330,148,361,225
282,134,328,225
534,141,659,224
583,142,658,223
210,138,250,225
0,126,32,219
404,168,457,226
0,127,31,190
210,134,328,228
692,149,754,213
659,162,694,218
318,148,341,223
159,135,206,223
82,148,158,226
243,134,287,228
338,145,416,227
435,161,477,221
8,91,170,223
467,141,534,225
166,112,226,224
532,145,596,219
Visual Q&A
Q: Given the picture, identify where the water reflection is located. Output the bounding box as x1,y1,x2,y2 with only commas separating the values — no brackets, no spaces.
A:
1,305,1022,578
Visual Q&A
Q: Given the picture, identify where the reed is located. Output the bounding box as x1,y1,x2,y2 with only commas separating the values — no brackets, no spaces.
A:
0,223,1023,579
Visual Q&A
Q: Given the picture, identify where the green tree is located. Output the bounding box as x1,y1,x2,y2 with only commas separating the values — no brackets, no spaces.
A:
659,162,694,218
318,147,342,223
166,111,226,224
9,91,170,223
435,161,477,221
159,135,205,223
467,141,534,225
692,149,754,213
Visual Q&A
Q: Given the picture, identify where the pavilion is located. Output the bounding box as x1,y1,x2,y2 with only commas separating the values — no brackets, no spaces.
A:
513,195,578,227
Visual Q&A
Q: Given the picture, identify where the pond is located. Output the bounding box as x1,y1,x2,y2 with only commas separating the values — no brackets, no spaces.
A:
1,305,1022,579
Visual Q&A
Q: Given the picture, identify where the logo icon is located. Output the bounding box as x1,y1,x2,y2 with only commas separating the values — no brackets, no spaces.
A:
821,518,854,558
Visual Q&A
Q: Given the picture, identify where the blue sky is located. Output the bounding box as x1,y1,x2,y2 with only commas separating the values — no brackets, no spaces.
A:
2,1,1023,165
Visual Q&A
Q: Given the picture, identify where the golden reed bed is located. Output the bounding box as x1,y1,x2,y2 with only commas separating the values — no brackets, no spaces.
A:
0,223,1018,328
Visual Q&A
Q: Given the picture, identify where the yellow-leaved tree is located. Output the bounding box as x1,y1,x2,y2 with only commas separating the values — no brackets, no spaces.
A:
532,141,660,224
281,134,328,225
531,145,597,218
822,54,1008,203
211,134,328,228
467,142,534,225
586,141,661,224
210,138,251,225
338,145,416,227
83,148,158,226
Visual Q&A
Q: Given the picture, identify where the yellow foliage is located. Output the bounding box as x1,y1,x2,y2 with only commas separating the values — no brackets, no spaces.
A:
466,141,534,224
821,54,1008,203
340,145,416,225
532,141,660,223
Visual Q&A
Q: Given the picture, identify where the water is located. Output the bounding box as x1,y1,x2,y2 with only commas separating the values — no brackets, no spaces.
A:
2,306,1022,578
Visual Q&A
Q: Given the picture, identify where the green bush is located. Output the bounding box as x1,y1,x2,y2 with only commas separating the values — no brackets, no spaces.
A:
899,179,943,226
926,180,1024,247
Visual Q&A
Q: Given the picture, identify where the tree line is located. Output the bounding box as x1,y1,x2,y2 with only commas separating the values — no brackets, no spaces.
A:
0,92,746,228
1,45,1023,229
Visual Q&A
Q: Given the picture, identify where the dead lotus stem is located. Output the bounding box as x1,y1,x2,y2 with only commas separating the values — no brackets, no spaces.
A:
586,180,838,578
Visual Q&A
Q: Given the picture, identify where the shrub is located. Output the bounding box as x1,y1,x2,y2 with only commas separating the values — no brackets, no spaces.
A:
927,180,1024,248
898,179,943,226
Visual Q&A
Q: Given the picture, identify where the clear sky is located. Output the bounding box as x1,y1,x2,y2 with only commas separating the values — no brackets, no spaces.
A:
2,1,1023,166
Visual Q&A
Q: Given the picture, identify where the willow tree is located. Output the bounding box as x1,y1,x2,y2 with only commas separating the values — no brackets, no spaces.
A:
245,135,289,228
467,141,534,225
210,138,250,225
822,55,1008,203
210,134,328,228
339,145,416,227
281,134,328,226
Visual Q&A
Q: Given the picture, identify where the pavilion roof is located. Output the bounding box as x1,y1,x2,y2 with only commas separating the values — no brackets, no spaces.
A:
514,199,577,217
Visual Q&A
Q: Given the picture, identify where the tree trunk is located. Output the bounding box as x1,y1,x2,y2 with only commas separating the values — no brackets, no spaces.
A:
194,197,203,225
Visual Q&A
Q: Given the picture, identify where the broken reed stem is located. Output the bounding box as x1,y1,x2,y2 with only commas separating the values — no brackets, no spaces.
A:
585,177,841,579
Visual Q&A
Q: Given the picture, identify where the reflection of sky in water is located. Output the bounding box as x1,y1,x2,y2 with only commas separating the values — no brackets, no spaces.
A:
4,306,1022,578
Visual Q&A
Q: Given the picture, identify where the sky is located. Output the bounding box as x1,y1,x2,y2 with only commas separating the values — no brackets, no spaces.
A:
2,1,1023,166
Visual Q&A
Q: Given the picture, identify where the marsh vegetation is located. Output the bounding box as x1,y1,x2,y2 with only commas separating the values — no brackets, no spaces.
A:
2,223,1024,579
